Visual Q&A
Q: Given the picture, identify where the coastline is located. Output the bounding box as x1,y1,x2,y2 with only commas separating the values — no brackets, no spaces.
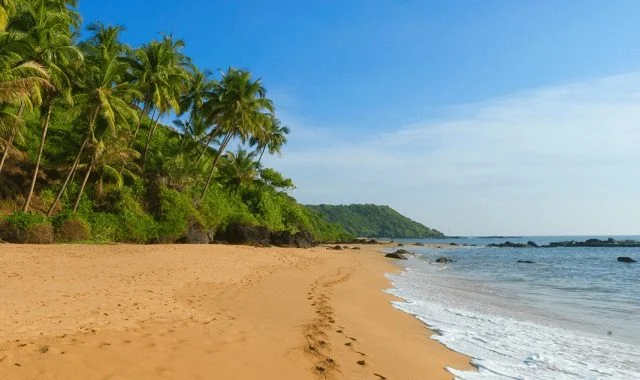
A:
0,243,472,379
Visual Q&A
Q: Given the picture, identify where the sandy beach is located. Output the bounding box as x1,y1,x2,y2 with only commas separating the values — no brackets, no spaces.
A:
0,243,472,379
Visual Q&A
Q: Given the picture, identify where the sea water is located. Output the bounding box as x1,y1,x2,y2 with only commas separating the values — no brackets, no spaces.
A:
386,236,640,379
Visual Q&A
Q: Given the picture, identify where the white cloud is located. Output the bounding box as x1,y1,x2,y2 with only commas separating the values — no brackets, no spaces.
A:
265,72,640,235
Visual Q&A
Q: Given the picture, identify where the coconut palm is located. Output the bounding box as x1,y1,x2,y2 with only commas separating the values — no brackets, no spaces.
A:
199,68,274,201
0,31,49,173
249,114,289,163
217,148,260,193
47,25,139,215
19,0,82,211
124,35,189,167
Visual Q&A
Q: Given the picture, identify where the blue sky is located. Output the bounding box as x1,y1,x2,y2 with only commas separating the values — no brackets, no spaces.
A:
79,1,640,235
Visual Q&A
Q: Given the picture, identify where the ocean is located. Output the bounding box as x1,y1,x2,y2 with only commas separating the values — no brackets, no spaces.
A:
385,236,640,379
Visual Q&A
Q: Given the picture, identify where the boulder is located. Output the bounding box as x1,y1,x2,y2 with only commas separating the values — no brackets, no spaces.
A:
414,242,425,246
435,256,455,263
385,252,408,260
617,256,637,263
397,243,404,247
328,245,343,250
517,260,535,264
182,221,210,244
270,230,296,247
394,249,411,255
293,231,316,248
527,241,538,248
214,223,271,246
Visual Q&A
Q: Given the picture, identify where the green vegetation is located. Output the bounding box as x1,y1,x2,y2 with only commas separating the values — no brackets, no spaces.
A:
306,204,444,238
0,1,352,244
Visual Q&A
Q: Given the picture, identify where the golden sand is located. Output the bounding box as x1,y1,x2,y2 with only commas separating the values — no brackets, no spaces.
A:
0,243,472,379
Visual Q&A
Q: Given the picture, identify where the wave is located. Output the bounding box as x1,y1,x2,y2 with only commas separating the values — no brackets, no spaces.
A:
386,268,640,379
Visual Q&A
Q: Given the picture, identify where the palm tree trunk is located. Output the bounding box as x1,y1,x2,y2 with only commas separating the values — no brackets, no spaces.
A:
46,135,90,216
0,103,26,174
195,128,218,166
0,125,17,174
199,131,233,202
72,153,95,213
129,95,151,147
141,111,162,170
257,146,267,165
23,103,53,212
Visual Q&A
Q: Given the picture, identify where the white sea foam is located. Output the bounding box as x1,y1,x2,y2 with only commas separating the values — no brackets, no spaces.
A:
387,263,640,379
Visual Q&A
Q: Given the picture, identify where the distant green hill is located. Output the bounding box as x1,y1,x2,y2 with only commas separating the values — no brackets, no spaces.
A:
305,204,444,238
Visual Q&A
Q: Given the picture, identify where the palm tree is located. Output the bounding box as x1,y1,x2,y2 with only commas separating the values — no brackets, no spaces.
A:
19,0,82,212
0,31,49,173
249,114,289,163
124,35,189,167
217,148,259,193
47,24,138,215
199,68,274,201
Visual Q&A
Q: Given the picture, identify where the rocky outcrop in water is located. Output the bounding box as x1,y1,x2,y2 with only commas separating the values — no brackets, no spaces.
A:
617,256,637,263
435,256,456,263
489,238,640,249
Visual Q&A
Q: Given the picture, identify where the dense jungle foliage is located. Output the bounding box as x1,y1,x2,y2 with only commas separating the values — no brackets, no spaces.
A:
0,0,354,244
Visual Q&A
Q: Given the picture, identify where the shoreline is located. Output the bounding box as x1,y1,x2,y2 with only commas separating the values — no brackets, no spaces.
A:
0,243,472,379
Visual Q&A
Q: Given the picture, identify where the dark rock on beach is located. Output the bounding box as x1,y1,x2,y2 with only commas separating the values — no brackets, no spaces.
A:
385,251,408,260
617,256,637,263
414,242,425,246
435,256,455,263
214,223,271,246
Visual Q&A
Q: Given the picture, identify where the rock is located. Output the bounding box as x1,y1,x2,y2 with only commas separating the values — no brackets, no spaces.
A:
214,223,271,246
397,243,404,247
414,242,425,246
385,252,408,260
517,260,535,264
177,221,210,244
367,239,379,244
293,231,316,248
352,247,361,250
527,241,538,248
328,245,343,250
269,230,316,248
270,230,296,247
617,256,637,263
488,241,529,248
394,249,410,255
435,256,455,263
449,242,458,246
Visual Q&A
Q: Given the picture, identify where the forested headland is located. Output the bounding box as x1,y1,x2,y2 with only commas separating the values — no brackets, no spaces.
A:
0,0,354,244
306,204,444,239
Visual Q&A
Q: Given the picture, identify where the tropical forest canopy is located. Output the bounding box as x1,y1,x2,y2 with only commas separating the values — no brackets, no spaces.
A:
306,204,444,239
0,0,353,243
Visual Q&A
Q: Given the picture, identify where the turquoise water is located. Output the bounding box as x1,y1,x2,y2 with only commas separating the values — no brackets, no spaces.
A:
387,236,640,379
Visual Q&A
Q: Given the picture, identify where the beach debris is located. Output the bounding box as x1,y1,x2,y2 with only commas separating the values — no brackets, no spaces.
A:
617,256,637,263
435,256,455,263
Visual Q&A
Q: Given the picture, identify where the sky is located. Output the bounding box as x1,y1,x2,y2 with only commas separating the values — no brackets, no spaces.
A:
79,1,640,235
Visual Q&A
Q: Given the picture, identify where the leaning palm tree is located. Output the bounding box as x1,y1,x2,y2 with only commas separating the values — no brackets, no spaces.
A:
198,68,274,201
19,0,83,212
249,114,289,164
124,35,189,165
47,25,139,215
0,31,49,173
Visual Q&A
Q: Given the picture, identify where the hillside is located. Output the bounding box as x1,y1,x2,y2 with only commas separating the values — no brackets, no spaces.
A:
305,204,444,238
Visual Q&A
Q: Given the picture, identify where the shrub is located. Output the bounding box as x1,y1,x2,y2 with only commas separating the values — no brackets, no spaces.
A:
55,218,91,243
0,211,54,244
